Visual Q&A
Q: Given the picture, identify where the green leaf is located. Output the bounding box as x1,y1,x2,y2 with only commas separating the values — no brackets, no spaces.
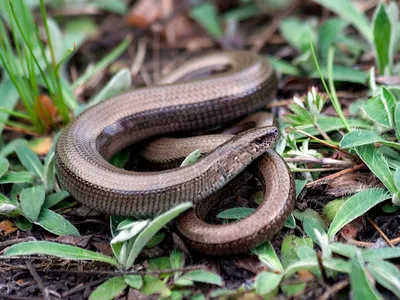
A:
362,95,392,128
81,68,132,114
381,87,396,128
340,130,400,149
189,1,222,39
267,56,302,76
350,252,383,300
280,17,316,53
4,241,118,266
217,207,255,220
323,199,346,223
303,216,326,244
89,277,127,300
363,247,400,261
15,144,44,180
395,103,400,141
309,65,367,84
36,208,80,236
372,4,393,74
180,270,222,286
142,275,171,297
0,139,26,157
252,241,283,272
180,149,201,167
285,257,351,278
281,235,313,268
0,80,19,136
368,261,400,298
312,0,372,43
318,18,347,63
328,189,391,240
355,145,396,193
395,168,400,191
255,271,282,296
125,202,192,268
123,274,142,290
0,156,9,178
295,179,307,198
43,190,69,208
20,186,45,222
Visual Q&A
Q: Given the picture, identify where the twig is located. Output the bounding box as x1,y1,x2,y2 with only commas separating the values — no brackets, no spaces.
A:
285,157,353,168
305,164,365,187
26,261,56,300
367,217,394,247
0,294,43,300
292,167,345,173
318,280,349,300
0,237,36,250
130,38,148,77
62,279,105,298
316,252,329,283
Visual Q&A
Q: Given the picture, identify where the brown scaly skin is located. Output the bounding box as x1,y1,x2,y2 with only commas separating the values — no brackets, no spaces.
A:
55,51,295,255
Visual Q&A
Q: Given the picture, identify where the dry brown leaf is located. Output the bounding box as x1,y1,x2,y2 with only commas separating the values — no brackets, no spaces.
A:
35,94,59,130
29,137,53,156
0,220,18,235
125,0,161,28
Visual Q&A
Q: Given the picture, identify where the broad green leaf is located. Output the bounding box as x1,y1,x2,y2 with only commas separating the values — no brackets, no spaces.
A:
295,179,307,198
372,4,393,74
281,235,313,268
0,156,9,178
362,96,391,128
381,87,396,128
280,17,316,53
4,241,118,265
142,275,171,297
303,216,326,244
0,80,19,136
36,208,80,236
92,0,128,14
309,65,367,84
355,145,396,193
15,144,44,180
20,186,45,222
170,250,185,269
252,241,283,272
294,116,370,138
0,139,26,157
125,202,192,268
363,247,400,261
323,199,346,223
296,245,316,260
147,256,171,271
284,257,351,278
284,214,296,229
312,0,372,43
395,168,400,191
395,103,400,141
222,3,259,22
255,271,282,295
111,220,149,244
217,207,255,220
180,270,222,286
340,130,400,150
328,189,391,240
43,190,70,208
146,232,165,248
318,18,347,63
189,1,222,38
368,261,400,298
350,252,383,300
267,56,302,76
89,277,127,300
124,274,142,290
82,68,132,113
340,130,384,148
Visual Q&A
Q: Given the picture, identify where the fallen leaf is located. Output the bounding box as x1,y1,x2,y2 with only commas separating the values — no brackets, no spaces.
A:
29,137,53,156
0,220,17,235
125,0,161,28
55,235,92,248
